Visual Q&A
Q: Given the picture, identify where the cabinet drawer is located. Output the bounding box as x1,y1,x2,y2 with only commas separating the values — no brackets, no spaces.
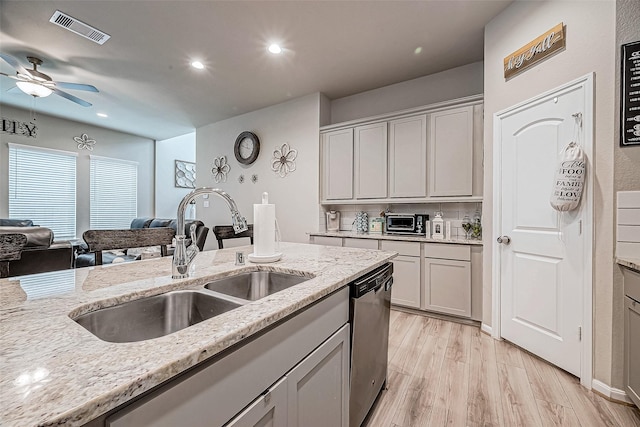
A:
312,236,343,247
381,240,420,257
423,243,470,261
343,238,379,250
623,267,640,302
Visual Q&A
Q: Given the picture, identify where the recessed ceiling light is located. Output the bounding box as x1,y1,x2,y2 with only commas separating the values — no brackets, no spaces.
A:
414,47,423,55
191,60,205,70
97,113,108,118
268,44,282,54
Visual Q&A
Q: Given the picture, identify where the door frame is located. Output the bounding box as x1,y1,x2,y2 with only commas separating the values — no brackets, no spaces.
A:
491,73,594,388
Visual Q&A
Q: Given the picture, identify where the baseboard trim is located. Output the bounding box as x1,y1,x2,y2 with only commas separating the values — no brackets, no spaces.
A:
592,379,634,405
480,323,492,336
390,305,480,328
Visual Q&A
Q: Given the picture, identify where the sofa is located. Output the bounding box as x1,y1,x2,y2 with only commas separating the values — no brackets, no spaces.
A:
0,219,74,277
75,217,209,267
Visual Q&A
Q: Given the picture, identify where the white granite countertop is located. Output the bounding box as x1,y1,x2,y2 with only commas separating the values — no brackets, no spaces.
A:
309,230,483,246
0,242,395,427
617,257,640,272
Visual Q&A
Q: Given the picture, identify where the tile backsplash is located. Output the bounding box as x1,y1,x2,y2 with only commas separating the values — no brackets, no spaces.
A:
319,202,482,239
617,191,640,259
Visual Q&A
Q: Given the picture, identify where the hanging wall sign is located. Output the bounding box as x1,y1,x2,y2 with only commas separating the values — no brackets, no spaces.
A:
1,117,37,138
621,40,640,146
504,23,566,79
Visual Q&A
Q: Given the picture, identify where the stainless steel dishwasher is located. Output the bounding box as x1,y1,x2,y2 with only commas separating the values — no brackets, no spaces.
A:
349,262,393,427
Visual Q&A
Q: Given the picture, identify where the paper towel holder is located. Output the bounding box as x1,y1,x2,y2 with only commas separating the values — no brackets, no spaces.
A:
248,192,282,263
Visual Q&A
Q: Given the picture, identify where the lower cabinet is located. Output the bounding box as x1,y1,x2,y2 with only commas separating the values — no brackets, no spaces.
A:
624,296,640,408
105,288,350,427
286,324,350,427
309,236,480,319
381,241,421,309
422,243,471,318
226,324,350,427
623,266,640,408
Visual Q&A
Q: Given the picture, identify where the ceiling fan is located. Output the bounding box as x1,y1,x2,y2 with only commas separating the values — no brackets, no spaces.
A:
0,53,98,107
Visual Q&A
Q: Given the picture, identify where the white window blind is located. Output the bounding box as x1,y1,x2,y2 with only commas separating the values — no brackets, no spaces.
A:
8,143,77,239
90,156,138,229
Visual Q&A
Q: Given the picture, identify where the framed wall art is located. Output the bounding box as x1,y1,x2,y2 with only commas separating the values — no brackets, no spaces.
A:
175,160,196,188
621,40,640,146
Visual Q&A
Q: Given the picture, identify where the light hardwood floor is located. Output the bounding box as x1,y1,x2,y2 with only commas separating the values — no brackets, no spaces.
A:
364,310,640,427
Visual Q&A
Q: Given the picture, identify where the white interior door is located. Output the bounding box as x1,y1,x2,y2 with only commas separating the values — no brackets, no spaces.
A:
495,77,592,378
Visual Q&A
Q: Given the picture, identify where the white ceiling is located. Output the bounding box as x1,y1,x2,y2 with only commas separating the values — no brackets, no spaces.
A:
0,0,512,141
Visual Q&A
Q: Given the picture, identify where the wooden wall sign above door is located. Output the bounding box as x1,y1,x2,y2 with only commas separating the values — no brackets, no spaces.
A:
504,23,566,79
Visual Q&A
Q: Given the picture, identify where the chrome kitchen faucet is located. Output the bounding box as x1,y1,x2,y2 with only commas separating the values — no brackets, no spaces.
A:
172,187,248,279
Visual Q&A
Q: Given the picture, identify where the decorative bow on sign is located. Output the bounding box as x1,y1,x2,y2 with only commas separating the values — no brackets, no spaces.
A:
74,133,96,150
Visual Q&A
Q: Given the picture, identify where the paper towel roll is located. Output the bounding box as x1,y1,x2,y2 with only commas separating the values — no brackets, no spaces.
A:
254,203,276,256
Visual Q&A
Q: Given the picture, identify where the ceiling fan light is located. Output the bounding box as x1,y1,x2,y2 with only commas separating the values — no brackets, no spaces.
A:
16,81,53,98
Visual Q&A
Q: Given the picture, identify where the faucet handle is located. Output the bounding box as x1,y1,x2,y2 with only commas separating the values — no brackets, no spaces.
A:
189,223,198,248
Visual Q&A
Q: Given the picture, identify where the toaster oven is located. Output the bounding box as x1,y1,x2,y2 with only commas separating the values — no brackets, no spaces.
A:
385,213,428,235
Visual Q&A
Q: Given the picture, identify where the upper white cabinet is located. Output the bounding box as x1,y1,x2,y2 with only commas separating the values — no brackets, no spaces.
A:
389,115,427,198
354,122,387,199
428,106,474,197
321,129,354,200
319,96,482,204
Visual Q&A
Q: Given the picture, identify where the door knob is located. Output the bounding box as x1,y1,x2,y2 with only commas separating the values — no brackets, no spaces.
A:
497,236,511,244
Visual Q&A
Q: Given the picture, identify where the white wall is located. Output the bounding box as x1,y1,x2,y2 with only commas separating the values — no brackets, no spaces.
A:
0,104,155,238
484,1,616,386
613,0,640,394
155,133,196,218
330,61,483,124
195,93,321,251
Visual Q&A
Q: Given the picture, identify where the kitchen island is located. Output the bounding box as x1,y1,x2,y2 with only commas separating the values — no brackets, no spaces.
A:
0,242,395,427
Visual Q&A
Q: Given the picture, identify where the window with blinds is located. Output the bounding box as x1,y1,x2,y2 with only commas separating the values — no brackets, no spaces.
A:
8,143,77,239
90,155,138,229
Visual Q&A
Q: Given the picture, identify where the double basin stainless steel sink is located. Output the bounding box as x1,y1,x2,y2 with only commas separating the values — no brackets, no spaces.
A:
73,271,309,343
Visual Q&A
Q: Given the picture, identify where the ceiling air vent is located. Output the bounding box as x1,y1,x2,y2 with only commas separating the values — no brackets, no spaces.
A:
49,11,111,45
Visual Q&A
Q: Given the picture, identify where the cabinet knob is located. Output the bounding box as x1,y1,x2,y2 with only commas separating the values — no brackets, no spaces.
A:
497,236,511,245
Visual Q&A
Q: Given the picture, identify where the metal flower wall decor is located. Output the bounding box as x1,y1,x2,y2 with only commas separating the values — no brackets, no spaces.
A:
211,155,230,183
74,133,96,150
271,143,297,178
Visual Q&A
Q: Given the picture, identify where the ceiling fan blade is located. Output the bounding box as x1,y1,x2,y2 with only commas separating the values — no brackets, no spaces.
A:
0,53,32,77
0,72,20,80
55,81,99,92
52,87,92,107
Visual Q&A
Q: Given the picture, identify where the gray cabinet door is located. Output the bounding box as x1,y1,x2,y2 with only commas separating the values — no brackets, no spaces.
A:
322,129,354,200
354,122,388,199
225,377,287,427
389,115,427,198
625,296,640,407
389,255,421,309
422,258,471,317
428,106,474,196
287,324,350,427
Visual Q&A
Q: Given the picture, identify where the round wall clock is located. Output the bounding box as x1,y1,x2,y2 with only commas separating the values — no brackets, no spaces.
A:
234,131,260,165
